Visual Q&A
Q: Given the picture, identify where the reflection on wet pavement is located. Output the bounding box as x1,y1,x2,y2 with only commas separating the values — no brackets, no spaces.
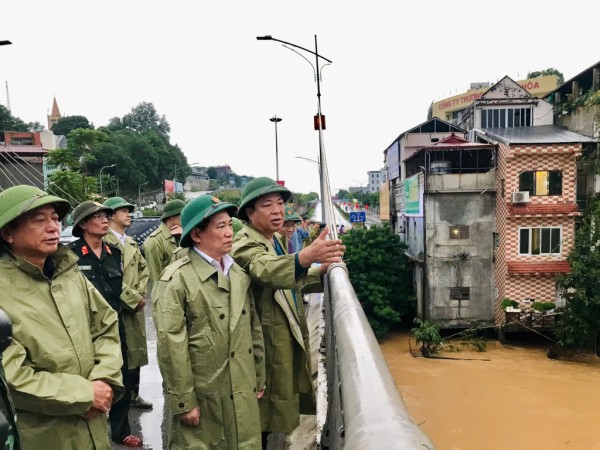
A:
111,299,166,450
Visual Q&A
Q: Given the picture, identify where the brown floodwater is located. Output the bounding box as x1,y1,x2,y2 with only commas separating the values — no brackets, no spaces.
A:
380,332,600,450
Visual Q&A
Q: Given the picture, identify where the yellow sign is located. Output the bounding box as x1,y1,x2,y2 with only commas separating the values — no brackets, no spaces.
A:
430,75,558,120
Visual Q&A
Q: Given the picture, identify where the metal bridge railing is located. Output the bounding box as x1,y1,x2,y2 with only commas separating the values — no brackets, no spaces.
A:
318,263,435,450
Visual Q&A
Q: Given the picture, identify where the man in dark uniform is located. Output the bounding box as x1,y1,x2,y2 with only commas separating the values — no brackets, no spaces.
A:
67,201,143,448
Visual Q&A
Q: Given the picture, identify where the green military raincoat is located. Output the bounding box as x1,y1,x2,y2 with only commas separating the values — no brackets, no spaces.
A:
0,245,124,450
144,222,180,282
232,224,322,434
105,231,150,369
152,249,265,449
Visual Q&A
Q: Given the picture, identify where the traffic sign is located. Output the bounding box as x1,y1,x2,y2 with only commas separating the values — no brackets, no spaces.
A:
349,212,366,223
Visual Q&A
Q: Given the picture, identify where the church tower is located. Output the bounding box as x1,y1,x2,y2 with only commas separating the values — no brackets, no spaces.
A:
47,97,61,130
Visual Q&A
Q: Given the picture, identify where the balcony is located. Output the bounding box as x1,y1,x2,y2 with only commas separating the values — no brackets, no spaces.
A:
426,168,496,192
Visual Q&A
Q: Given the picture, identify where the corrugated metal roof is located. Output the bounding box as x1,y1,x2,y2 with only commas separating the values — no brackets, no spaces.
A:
479,125,596,145
0,145,48,156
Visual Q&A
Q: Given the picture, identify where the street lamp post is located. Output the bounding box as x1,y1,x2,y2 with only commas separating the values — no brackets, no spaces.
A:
270,116,282,181
257,34,332,223
99,164,116,199
138,181,149,209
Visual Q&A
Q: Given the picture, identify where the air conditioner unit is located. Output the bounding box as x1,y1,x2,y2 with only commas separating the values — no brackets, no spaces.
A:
511,191,530,204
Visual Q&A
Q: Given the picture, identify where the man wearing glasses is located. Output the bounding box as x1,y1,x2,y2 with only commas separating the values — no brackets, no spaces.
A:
67,201,143,448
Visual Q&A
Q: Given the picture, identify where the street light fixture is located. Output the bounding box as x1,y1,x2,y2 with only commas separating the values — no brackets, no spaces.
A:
138,181,149,209
0,41,12,46
295,156,319,166
99,164,116,199
270,116,282,181
257,34,332,223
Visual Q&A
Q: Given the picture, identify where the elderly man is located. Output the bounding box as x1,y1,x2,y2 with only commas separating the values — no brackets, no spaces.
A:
68,201,143,448
0,185,123,450
103,197,152,409
153,195,265,448
144,198,185,282
232,177,345,447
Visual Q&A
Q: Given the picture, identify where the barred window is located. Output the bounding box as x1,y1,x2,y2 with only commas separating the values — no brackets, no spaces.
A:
450,287,470,300
449,225,469,239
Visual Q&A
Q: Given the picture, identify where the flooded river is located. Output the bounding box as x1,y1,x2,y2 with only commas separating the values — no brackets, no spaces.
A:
380,332,600,450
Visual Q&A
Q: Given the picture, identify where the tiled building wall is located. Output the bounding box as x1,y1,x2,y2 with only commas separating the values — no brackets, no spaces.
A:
494,142,581,324
505,216,575,261
503,274,558,305
495,143,509,323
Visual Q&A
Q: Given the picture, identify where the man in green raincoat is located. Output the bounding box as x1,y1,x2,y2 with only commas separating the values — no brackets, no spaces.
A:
153,194,265,449
232,177,345,446
144,199,185,282
0,185,124,450
104,197,152,409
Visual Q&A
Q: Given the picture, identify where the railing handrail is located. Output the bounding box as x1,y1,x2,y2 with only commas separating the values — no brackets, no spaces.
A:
326,263,435,449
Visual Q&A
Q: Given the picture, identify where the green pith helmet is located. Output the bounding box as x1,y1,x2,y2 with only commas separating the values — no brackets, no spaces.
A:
232,217,243,236
237,177,291,221
103,196,134,212
180,195,237,248
71,201,114,238
0,185,71,230
284,206,301,223
161,199,186,221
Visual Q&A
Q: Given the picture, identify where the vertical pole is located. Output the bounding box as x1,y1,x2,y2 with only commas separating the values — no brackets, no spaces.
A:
275,120,280,181
315,35,326,224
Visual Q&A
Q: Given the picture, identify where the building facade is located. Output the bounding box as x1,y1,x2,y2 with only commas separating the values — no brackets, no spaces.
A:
401,135,496,326
471,77,594,324
367,168,386,193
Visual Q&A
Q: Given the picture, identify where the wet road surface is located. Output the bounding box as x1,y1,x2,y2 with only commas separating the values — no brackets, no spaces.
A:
111,298,166,450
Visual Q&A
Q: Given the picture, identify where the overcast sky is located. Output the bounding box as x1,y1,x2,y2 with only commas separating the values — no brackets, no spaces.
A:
1,1,598,195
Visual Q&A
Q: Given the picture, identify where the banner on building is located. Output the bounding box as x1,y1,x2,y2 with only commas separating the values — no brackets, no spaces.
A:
165,180,184,194
404,174,423,216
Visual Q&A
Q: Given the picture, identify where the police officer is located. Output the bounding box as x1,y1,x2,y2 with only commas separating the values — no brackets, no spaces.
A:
103,197,152,410
144,199,185,282
0,186,123,449
67,201,143,448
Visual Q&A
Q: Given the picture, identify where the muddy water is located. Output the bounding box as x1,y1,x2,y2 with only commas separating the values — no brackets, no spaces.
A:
380,332,600,450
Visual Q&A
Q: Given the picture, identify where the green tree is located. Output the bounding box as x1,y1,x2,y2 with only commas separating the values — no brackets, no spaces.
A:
527,68,564,86
336,189,349,200
28,122,45,132
341,224,414,338
411,318,442,357
0,105,28,140
47,170,97,204
207,167,218,180
50,115,93,136
121,102,170,140
217,189,241,205
46,129,108,197
555,196,600,350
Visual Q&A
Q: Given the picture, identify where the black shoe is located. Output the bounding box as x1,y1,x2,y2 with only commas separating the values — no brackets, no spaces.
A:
131,394,153,409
